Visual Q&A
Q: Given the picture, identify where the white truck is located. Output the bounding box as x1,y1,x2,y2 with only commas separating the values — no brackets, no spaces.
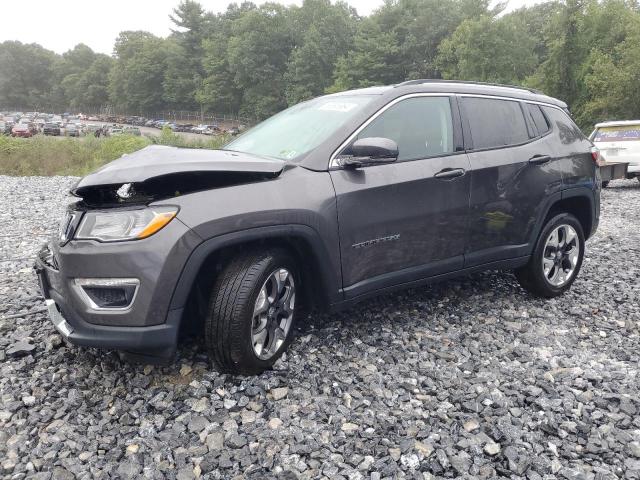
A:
590,120,640,187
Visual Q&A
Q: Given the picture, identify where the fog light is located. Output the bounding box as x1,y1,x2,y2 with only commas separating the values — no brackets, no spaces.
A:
74,278,139,310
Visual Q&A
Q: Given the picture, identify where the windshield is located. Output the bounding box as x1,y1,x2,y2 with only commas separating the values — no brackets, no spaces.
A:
593,124,640,142
224,95,375,160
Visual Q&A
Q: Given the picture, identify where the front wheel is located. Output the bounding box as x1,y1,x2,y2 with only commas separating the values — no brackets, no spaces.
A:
515,213,585,298
205,250,298,375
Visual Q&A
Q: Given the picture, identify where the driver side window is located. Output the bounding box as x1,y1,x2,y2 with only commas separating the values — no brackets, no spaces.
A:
352,96,454,161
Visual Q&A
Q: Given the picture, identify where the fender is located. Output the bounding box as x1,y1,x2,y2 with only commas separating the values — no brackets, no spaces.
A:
529,186,597,249
561,185,599,238
167,224,342,313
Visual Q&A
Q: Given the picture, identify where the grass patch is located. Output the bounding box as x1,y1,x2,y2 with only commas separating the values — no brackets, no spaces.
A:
151,127,230,149
0,129,230,176
0,134,151,176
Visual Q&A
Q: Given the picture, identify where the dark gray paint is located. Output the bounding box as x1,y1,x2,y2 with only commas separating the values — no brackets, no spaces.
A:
330,153,471,295
73,145,284,192
35,81,598,358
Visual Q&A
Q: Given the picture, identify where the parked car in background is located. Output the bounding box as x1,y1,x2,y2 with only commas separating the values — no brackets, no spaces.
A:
123,126,141,136
108,127,124,136
228,126,240,136
35,81,600,375
173,123,195,133
11,124,32,138
43,123,61,136
65,124,80,137
191,124,208,134
0,122,8,135
193,124,219,135
590,121,640,184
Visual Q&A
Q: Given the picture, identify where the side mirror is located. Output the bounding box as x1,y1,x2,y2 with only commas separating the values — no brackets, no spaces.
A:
339,137,398,168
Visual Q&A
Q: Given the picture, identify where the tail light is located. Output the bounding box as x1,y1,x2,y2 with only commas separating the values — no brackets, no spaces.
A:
590,146,604,166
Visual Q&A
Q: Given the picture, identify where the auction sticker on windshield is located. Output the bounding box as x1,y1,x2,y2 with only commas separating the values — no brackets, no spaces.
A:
318,102,358,112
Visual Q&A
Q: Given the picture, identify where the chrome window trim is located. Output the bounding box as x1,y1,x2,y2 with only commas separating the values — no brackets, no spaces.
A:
329,91,566,169
458,93,566,111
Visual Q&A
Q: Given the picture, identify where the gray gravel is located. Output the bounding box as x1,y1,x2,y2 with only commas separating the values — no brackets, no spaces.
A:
1,175,639,479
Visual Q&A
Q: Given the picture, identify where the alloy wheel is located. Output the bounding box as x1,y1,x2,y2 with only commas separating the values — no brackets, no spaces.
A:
541,224,580,287
251,268,295,360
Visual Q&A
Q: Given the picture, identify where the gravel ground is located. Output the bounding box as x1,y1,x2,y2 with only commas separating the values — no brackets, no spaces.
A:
1,176,639,480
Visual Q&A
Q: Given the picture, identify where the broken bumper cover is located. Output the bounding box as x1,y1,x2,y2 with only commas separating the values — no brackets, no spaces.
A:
34,242,184,359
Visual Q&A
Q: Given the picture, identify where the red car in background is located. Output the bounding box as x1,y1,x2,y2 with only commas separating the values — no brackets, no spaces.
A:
11,124,32,138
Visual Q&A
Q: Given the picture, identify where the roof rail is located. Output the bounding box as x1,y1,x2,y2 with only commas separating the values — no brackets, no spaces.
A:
396,79,543,95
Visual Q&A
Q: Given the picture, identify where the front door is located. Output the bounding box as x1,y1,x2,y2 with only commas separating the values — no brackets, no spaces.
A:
329,95,472,299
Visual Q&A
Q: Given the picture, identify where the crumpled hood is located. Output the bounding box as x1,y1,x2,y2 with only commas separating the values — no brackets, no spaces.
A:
71,145,288,207
73,145,285,191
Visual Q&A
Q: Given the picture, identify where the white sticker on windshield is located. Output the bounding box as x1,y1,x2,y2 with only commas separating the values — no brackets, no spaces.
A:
318,102,358,112
280,150,298,159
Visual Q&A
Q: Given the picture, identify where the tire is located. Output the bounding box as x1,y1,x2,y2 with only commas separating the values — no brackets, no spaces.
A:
205,249,299,375
515,213,585,298
601,180,610,188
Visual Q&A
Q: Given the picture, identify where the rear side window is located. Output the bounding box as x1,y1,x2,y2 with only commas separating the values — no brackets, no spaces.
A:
355,96,454,161
593,125,640,142
527,104,550,136
542,106,586,143
462,97,529,149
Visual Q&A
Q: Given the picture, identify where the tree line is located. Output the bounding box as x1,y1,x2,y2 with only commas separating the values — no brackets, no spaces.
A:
1,0,639,130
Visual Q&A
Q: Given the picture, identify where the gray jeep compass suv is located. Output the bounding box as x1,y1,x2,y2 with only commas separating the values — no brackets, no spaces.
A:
35,80,601,375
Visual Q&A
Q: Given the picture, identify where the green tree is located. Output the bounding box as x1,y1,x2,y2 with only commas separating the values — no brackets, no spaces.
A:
578,13,640,127
527,0,588,107
109,31,168,113
0,41,57,109
330,0,491,90
284,0,357,104
437,14,538,84
195,3,256,114
330,18,402,90
51,44,113,110
226,3,295,119
164,0,211,109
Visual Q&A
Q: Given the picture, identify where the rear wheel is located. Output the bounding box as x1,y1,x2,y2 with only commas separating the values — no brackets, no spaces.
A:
515,213,585,298
205,250,298,375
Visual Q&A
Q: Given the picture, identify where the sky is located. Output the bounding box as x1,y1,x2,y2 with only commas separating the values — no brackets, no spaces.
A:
1,0,543,56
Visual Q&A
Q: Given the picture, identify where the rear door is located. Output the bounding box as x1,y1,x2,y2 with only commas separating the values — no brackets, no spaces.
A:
460,96,563,266
330,94,471,298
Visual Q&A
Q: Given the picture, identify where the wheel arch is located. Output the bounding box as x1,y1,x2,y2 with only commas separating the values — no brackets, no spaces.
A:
537,188,595,243
167,225,341,332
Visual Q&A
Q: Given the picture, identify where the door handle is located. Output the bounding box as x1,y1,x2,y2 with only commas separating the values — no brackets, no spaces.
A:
434,168,465,179
529,154,551,165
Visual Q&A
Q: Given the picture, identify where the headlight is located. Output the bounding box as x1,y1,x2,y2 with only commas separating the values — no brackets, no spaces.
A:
75,206,178,242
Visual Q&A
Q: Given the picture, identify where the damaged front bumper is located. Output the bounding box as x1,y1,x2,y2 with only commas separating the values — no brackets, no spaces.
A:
33,213,202,360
